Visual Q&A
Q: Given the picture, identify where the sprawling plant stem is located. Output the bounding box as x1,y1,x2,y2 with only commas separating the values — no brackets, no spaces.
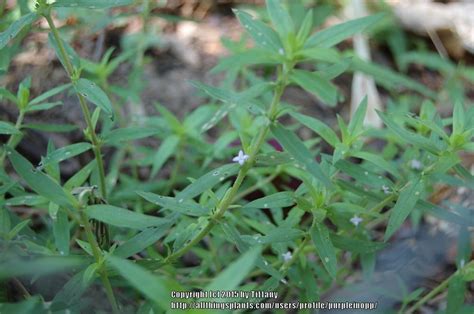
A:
405,260,473,314
164,64,293,263
43,14,107,200
42,12,118,313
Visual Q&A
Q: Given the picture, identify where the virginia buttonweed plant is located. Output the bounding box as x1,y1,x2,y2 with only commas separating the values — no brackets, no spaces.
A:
0,1,473,313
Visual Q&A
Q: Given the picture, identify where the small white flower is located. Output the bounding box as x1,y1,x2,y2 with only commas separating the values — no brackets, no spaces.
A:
282,251,292,262
278,48,284,55
232,149,249,166
459,259,465,268
410,159,422,170
382,185,390,194
350,215,363,227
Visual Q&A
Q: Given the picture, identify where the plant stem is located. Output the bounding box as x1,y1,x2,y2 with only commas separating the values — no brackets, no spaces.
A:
79,211,119,314
0,110,25,167
405,260,473,314
164,66,291,263
43,13,107,199
42,11,118,312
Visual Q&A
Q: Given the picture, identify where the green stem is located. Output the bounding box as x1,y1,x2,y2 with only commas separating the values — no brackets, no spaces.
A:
43,13,107,199
80,211,119,314
42,11,117,312
405,260,473,314
164,65,291,263
0,110,25,167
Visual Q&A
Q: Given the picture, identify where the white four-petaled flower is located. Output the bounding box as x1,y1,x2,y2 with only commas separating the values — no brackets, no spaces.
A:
350,215,363,227
410,159,422,170
382,185,390,194
232,150,249,166
282,251,292,262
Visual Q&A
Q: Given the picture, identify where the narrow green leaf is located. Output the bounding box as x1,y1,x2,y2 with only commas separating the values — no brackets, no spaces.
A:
39,142,92,170
0,13,38,50
85,205,171,230
176,163,240,200
0,256,84,280
290,69,338,106
311,222,337,278
271,123,332,188
334,159,393,188
64,160,96,190
330,234,386,254
245,228,304,245
245,191,294,208
0,121,21,135
297,47,340,63
7,148,76,209
138,191,210,216
22,123,77,133
378,111,440,154
233,9,283,52
296,9,313,44
384,179,423,241
151,135,180,177
255,151,293,166
103,127,159,144
266,0,294,38
291,112,340,147
305,14,384,48
7,219,31,240
74,78,113,119
107,255,174,310
51,270,91,311
0,88,18,103
29,83,71,105
114,225,172,258
351,151,399,178
48,33,80,71
53,0,133,9
205,246,261,291
52,205,70,256
348,96,367,134
447,274,466,314
25,101,63,112
452,102,465,136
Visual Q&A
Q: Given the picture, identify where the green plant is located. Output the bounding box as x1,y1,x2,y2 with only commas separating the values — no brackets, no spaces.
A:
0,1,472,313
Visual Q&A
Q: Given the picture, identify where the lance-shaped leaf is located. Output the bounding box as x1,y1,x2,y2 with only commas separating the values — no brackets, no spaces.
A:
0,256,85,280
114,225,173,258
7,148,76,209
150,135,180,177
334,159,393,188
85,205,171,230
266,0,294,38
107,255,175,310
290,69,338,107
205,246,261,291
29,83,71,105
305,14,384,48
291,112,340,147
103,127,159,144
39,142,92,170
311,222,337,278
176,163,240,200
271,123,331,188
0,121,21,135
0,13,38,50
245,191,294,208
384,179,424,241
74,78,113,119
233,9,283,52
137,191,210,216
53,0,133,9
330,234,387,254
